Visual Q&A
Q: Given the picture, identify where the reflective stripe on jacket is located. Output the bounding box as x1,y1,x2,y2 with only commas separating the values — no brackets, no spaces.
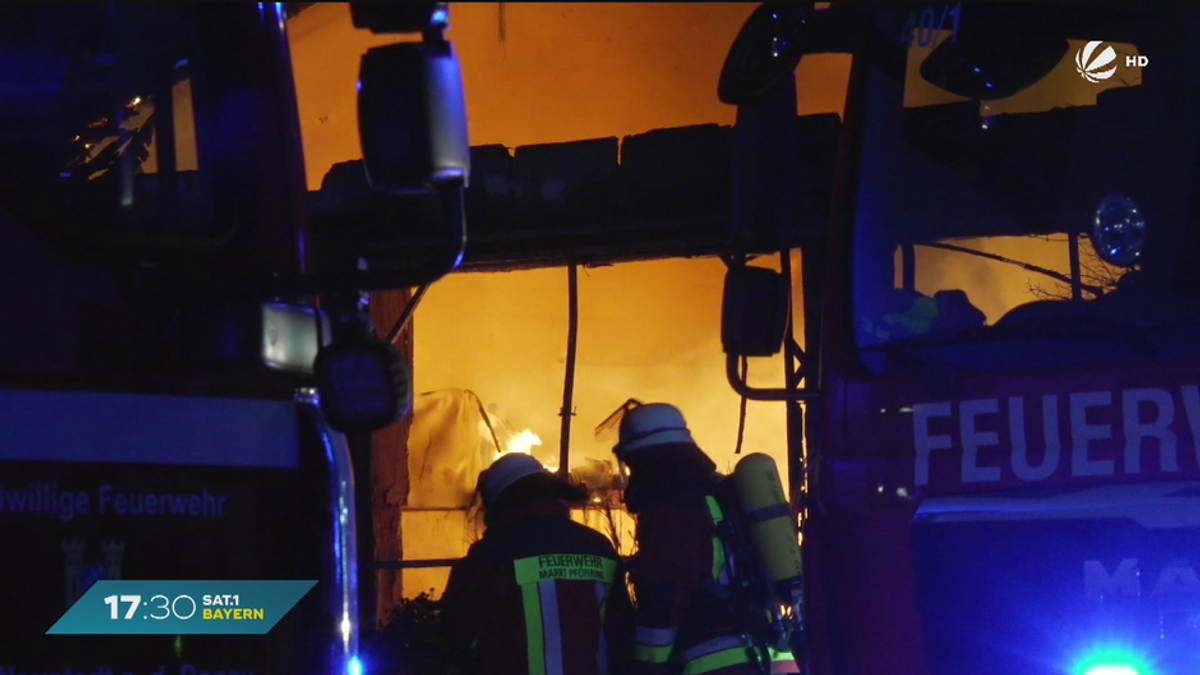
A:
688,497,800,675
626,470,752,673
626,442,800,675
680,634,798,675
440,499,634,675
514,553,619,675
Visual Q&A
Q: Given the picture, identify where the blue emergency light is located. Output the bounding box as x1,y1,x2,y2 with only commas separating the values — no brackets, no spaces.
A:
1084,667,1139,675
1072,646,1152,675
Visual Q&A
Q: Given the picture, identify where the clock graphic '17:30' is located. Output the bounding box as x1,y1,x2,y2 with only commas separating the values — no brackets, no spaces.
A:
104,594,197,620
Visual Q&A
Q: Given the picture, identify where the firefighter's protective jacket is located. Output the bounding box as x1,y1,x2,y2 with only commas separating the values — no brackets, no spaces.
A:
440,497,634,675
625,442,797,675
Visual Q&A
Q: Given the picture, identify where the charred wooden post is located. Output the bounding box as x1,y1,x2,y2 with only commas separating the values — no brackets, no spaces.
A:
559,262,579,476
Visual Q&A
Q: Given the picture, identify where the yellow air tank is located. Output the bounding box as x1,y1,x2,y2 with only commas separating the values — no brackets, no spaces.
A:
731,453,803,603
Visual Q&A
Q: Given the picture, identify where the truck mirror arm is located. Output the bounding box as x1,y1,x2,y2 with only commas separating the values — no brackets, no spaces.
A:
265,182,467,297
726,352,819,402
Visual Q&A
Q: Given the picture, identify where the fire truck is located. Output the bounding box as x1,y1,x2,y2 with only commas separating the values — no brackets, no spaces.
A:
302,3,1200,674
10,2,1193,675
716,2,1200,675
0,3,464,674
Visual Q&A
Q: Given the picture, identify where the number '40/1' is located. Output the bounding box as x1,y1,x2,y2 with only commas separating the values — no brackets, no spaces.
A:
901,3,963,48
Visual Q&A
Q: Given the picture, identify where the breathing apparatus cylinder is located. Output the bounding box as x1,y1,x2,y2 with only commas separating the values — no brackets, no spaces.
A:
731,453,803,605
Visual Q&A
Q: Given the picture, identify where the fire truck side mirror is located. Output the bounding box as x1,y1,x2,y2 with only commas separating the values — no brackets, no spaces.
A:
721,265,789,357
306,2,468,294
351,2,448,34
718,2,814,106
917,6,1068,101
718,2,856,106
357,38,470,194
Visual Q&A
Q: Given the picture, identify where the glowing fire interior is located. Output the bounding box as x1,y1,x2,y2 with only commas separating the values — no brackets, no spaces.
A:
490,425,554,471
396,254,802,600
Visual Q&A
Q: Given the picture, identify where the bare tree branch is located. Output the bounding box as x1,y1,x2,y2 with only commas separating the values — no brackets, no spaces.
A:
1023,235,1128,300
918,240,1108,296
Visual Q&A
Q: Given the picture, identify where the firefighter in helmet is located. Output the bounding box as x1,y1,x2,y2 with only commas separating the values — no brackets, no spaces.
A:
439,453,634,675
615,403,800,675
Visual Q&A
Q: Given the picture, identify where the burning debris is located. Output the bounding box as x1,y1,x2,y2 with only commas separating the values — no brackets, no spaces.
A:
408,389,631,512
502,429,545,459
401,389,636,598
479,402,560,472
570,458,622,503
479,406,625,505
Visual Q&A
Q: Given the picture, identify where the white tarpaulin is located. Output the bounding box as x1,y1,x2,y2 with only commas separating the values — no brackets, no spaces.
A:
406,389,489,509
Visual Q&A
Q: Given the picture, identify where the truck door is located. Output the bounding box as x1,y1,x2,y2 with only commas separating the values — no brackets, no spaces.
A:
0,387,357,675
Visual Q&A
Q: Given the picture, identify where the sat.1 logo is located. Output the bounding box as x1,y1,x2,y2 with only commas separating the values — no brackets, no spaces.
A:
1075,40,1149,83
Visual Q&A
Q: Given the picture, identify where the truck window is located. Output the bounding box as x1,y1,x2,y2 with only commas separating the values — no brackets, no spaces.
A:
850,4,1199,375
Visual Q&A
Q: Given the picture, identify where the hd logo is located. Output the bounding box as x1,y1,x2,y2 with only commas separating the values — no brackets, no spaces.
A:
1075,40,1148,83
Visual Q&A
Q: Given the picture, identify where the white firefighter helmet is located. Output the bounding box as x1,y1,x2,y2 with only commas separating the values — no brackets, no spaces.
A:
613,402,694,459
479,453,547,506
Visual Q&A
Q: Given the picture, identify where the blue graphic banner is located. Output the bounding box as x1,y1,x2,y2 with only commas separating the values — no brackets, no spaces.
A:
46,580,317,634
